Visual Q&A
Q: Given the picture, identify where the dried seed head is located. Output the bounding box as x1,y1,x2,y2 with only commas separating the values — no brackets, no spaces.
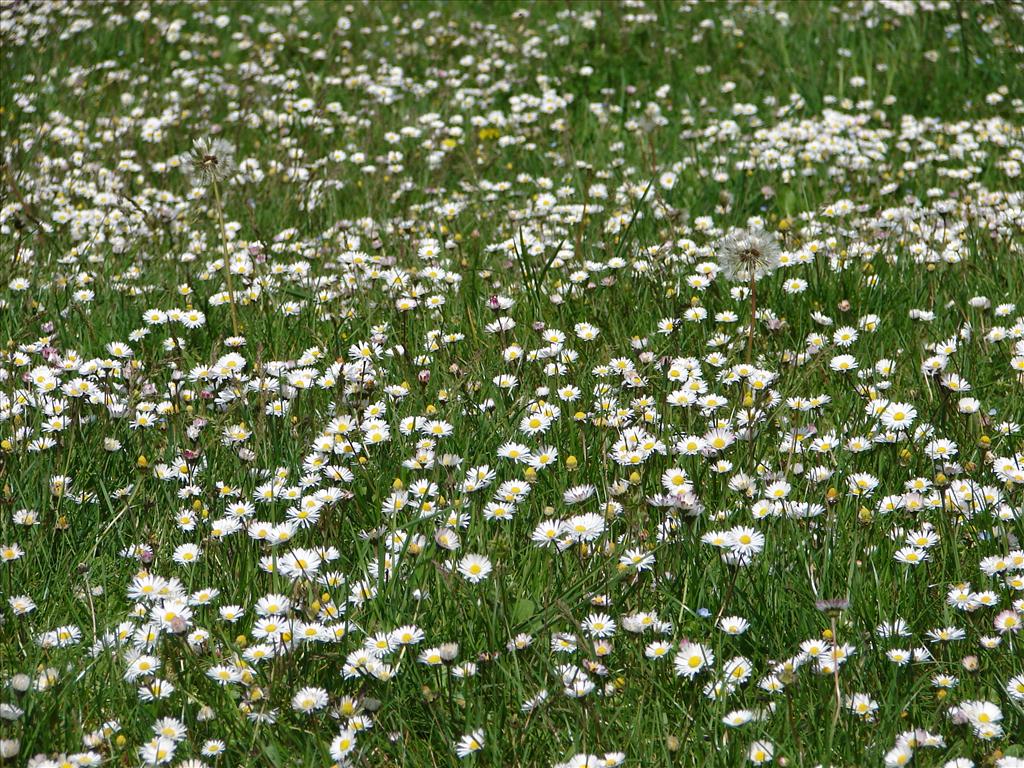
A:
716,228,781,283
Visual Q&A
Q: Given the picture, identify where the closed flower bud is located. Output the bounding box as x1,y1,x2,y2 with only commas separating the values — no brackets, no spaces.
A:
10,674,30,693
0,739,19,758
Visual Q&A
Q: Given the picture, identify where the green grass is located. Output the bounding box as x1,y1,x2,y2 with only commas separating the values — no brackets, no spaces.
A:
1,1,1024,767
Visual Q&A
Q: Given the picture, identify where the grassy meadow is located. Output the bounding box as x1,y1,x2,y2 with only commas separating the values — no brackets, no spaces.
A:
1,1,1024,766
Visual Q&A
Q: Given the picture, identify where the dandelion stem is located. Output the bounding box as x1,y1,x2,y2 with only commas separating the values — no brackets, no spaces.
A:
211,179,240,337
746,271,756,366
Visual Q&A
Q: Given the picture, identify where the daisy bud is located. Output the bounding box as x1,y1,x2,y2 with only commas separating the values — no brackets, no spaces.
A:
0,739,19,759
363,698,382,712
10,674,30,693
439,643,459,661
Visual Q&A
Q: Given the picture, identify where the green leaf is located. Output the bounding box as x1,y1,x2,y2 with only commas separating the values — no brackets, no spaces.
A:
511,597,535,624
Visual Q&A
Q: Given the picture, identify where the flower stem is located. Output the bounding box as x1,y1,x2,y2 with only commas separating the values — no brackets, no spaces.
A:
746,273,756,366
831,615,841,722
211,179,240,337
